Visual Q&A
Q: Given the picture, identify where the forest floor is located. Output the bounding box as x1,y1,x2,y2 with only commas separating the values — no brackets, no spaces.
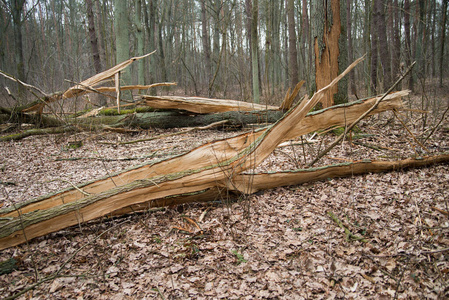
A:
0,89,449,299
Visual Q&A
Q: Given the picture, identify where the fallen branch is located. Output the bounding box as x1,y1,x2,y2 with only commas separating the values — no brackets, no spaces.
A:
231,153,449,194
0,126,79,142
328,211,368,242
105,120,229,145
139,95,278,113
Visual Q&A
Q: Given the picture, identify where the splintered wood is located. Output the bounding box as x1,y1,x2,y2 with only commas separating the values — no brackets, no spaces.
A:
0,58,415,250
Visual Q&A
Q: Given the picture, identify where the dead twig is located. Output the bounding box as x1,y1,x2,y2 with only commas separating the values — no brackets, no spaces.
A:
47,179,90,196
423,103,449,144
431,206,449,216
392,109,429,154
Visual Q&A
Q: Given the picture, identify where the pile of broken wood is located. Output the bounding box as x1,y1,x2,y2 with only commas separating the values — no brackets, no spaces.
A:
1,56,448,251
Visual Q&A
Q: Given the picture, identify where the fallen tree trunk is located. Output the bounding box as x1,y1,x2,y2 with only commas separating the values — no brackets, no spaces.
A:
138,95,279,113
110,153,449,216
0,58,408,250
1,91,406,141
232,154,449,194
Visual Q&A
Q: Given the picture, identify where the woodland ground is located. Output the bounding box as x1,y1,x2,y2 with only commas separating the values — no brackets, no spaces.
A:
0,87,448,299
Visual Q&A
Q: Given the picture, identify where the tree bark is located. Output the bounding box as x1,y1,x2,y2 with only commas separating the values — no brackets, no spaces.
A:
287,0,299,88
414,0,426,82
201,0,212,95
392,0,401,89
114,0,131,86
86,0,105,106
375,0,391,90
346,0,357,97
312,0,348,107
371,0,379,93
440,0,448,87
86,0,102,75
404,0,413,91
250,0,260,104
11,0,26,99
135,0,145,87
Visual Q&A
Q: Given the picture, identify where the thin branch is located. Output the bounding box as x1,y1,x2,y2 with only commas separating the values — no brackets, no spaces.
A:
0,70,48,97
392,108,429,153
423,103,449,143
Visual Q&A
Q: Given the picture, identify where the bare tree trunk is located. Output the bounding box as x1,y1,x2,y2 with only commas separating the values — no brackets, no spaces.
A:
440,0,448,87
414,0,426,83
364,0,372,95
158,4,168,83
287,0,299,88
430,0,436,78
346,0,357,98
312,0,348,107
251,0,260,103
86,0,102,75
392,0,401,89
11,0,26,99
404,0,413,90
201,0,212,96
114,0,131,85
86,0,106,106
301,0,311,90
375,0,392,90
143,0,156,86
371,0,378,93
135,0,145,87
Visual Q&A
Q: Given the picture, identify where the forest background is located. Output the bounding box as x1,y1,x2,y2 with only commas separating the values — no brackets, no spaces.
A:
0,0,447,109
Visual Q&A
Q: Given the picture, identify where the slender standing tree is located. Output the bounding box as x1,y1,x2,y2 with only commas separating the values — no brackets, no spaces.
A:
347,0,357,97
135,0,145,86
287,0,299,88
250,0,260,103
415,0,426,83
440,0,448,87
375,0,391,90
201,0,212,95
86,0,105,105
392,0,401,89
86,0,102,75
114,0,131,85
11,0,26,97
404,0,413,90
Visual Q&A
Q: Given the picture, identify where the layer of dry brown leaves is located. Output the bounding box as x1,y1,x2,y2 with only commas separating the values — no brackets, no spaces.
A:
0,91,448,299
